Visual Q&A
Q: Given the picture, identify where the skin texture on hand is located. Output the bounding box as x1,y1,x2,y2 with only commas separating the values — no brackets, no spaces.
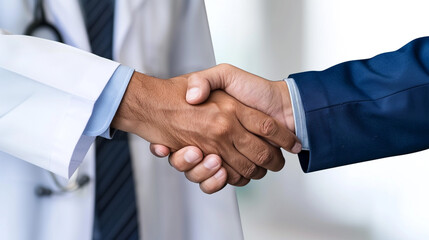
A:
186,64,295,131
150,64,301,194
112,71,300,190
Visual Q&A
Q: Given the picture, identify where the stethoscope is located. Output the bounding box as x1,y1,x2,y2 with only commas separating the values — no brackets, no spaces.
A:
36,172,91,197
25,0,91,197
25,0,63,43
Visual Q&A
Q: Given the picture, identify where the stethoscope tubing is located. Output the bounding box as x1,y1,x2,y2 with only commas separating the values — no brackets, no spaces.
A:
25,0,90,196
24,0,64,43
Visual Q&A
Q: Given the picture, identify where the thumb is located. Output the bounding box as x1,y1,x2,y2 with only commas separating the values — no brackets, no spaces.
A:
186,74,212,104
186,64,233,105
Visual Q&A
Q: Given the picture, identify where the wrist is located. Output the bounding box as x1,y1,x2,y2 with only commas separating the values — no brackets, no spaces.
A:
111,72,191,147
111,71,155,135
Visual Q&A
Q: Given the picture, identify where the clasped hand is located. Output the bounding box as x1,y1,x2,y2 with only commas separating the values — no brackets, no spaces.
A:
112,64,301,194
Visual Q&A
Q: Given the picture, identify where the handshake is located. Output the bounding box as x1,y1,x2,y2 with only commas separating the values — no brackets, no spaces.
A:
112,64,302,194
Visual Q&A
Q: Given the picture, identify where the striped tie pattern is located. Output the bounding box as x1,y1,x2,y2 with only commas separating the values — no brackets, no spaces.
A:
82,0,114,59
81,0,140,239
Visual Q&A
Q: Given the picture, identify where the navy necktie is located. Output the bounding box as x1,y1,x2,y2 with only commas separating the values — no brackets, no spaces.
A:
81,0,140,239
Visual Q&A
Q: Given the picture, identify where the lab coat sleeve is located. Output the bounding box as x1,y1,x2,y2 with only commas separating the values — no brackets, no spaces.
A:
0,33,120,178
289,37,429,173
84,65,134,139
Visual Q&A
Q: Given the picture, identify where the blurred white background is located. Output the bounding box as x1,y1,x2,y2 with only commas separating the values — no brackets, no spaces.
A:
205,1,429,239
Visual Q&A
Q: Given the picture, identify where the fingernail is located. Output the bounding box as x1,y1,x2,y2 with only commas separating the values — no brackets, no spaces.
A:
214,169,225,179
155,148,166,157
292,142,302,154
184,150,201,163
186,88,200,101
204,157,220,170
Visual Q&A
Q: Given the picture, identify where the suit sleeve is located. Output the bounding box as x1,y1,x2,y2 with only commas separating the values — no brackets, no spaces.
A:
0,32,120,178
289,37,429,173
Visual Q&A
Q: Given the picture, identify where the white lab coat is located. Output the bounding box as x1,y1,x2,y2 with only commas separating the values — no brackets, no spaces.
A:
0,0,243,239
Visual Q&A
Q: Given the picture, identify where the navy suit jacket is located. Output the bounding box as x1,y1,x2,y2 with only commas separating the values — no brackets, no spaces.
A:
290,37,429,172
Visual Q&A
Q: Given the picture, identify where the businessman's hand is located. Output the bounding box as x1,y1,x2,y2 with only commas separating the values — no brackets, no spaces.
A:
151,64,300,193
112,71,300,190
186,64,296,132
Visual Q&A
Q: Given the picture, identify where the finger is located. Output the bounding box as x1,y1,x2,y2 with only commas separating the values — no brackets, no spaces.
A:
252,167,267,180
236,105,302,154
223,163,251,187
185,154,222,183
233,126,286,172
220,146,265,180
199,167,228,194
235,177,251,187
168,146,204,172
149,143,171,157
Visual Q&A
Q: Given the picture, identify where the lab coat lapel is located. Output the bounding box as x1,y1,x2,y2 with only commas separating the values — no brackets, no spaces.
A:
47,0,146,61
113,0,146,61
44,0,90,51
35,2,95,240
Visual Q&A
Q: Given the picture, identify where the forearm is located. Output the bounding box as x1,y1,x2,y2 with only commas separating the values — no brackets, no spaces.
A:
111,71,185,145
111,71,149,135
290,37,429,172
0,34,119,178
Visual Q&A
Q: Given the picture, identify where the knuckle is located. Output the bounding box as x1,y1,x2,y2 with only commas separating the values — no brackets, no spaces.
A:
221,100,237,114
200,183,216,195
218,63,233,70
260,118,278,137
211,114,233,137
185,172,202,183
253,168,267,180
256,149,274,166
242,164,258,179
170,158,186,172
285,135,297,150
227,173,242,185
217,63,238,83
234,178,250,187
188,73,202,82
272,159,285,172
235,134,247,145
176,164,187,172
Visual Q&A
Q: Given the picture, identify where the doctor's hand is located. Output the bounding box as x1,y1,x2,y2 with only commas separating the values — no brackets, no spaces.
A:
151,64,301,193
112,71,300,190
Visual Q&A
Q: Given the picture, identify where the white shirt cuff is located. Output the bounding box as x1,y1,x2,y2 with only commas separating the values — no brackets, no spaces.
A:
284,78,309,150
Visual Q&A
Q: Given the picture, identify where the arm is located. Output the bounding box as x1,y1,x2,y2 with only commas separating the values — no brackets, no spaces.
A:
151,64,302,192
0,33,118,178
160,37,429,191
290,36,429,172
111,71,300,188
0,33,299,184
